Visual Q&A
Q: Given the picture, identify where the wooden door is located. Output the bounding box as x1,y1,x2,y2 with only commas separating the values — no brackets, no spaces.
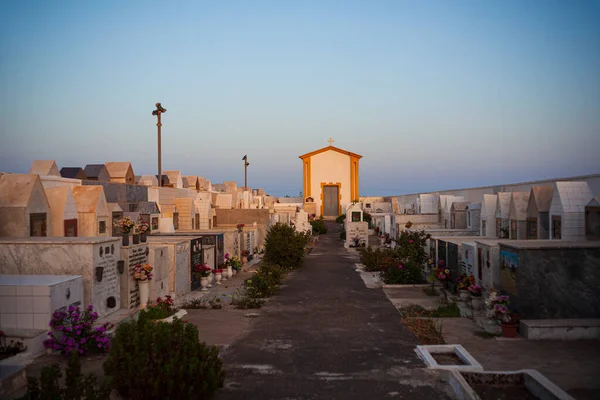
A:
323,185,339,217
552,216,562,239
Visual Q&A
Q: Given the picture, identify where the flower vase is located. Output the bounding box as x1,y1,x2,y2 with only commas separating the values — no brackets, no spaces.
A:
140,233,147,243
459,290,470,302
471,295,483,310
122,234,130,247
200,277,209,291
226,266,233,279
501,322,518,338
138,280,149,309
133,234,140,245
207,273,214,288
215,272,222,285
232,268,237,276
242,256,248,265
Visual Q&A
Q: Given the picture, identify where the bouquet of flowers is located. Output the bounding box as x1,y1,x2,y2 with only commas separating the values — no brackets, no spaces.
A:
241,250,250,257
137,220,150,234
486,290,512,323
468,284,483,297
435,260,451,282
457,273,475,290
133,263,153,281
193,263,212,278
230,255,242,271
117,216,136,234
237,223,245,231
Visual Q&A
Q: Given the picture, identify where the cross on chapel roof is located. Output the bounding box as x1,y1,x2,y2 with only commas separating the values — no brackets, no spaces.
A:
328,137,334,146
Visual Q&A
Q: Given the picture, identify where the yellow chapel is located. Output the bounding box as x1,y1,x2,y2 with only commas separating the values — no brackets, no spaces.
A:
299,139,362,218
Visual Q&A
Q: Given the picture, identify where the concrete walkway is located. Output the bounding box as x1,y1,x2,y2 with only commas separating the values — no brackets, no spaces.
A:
216,223,452,399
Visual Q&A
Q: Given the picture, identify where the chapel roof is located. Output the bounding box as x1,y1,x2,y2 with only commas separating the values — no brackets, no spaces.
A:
72,186,104,213
84,164,108,179
104,162,133,178
530,187,554,212
299,145,362,160
0,174,45,208
29,160,60,177
60,167,87,180
451,201,469,211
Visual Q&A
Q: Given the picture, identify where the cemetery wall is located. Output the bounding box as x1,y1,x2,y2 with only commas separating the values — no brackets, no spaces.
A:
0,237,121,317
500,243,600,319
215,209,270,226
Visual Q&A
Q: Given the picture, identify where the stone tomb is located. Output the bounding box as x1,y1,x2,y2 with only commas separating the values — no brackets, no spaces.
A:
498,240,600,319
146,237,191,298
344,204,368,248
495,193,512,238
0,237,121,317
548,181,594,241
294,210,312,234
0,274,83,331
508,192,530,240
432,237,480,280
118,243,149,310
45,186,78,237
147,245,169,301
72,186,110,237
480,194,498,238
0,174,51,237
526,186,554,239
473,239,504,290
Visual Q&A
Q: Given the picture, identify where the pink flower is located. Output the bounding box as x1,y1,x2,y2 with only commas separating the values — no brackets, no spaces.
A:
397,265,403,269
409,240,414,243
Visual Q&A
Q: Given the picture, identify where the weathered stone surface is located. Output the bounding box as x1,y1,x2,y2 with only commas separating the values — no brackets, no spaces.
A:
509,246,600,319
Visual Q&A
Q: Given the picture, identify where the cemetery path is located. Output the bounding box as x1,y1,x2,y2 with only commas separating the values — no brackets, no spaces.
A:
216,223,452,400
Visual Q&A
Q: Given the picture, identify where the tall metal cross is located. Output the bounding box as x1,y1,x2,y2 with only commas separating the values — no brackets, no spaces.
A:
328,137,334,146
152,103,167,187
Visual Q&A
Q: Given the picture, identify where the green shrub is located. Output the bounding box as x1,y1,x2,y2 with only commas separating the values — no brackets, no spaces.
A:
263,223,310,270
358,247,396,271
310,216,327,234
340,229,346,240
244,264,283,298
104,318,224,400
394,230,431,266
335,214,346,224
381,262,425,285
17,353,111,400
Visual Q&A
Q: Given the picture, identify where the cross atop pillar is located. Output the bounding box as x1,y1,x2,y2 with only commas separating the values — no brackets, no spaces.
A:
327,137,334,146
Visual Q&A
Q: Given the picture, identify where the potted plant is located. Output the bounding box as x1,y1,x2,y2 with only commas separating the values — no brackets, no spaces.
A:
230,254,242,274
487,292,517,337
193,263,212,291
132,263,153,309
117,216,136,246
457,273,476,301
237,223,245,233
241,250,249,265
137,220,150,242
468,284,484,310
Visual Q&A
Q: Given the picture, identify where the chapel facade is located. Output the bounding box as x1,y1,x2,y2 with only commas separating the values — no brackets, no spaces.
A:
299,141,361,218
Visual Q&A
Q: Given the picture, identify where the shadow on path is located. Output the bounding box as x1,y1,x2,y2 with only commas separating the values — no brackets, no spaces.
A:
217,222,452,399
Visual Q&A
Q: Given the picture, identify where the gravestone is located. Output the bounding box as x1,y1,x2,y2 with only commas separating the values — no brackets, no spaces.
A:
295,210,312,234
147,246,169,301
0,237,121,318
344,203,368,248
190,237,203,290
119,244,148,309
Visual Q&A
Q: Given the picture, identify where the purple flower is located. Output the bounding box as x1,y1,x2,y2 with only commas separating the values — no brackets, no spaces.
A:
397,265,404,269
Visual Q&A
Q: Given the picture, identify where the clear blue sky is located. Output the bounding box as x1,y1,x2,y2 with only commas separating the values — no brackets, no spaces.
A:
1,0,599,197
